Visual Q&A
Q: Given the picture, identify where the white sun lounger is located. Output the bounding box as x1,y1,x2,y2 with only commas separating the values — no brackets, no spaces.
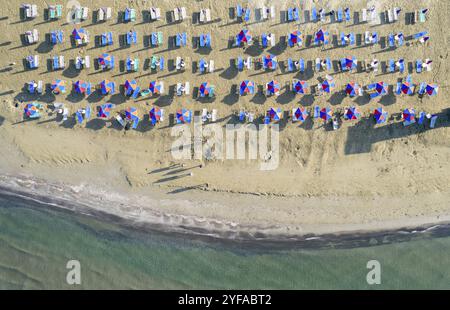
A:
150,7,161,20
159,82,165,94
185,82,190,95
98,7,112,21
82,7,89,20
201,108,208,122
85,55,90,69
211,109,217,122
25,29,39,44
199,9,211,23
62,108,69,121
387,9,393,23
209,60,214,73
362,9,367,22
246,57,252,70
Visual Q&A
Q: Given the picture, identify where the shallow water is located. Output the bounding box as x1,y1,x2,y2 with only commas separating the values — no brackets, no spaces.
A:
0,193,449,289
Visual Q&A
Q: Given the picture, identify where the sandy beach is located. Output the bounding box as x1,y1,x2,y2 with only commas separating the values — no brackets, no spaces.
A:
0,0,449,240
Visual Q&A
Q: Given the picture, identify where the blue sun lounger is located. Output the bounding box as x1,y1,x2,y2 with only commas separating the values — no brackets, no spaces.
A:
372,32,379,44
126,57,139,72
413,31,427,39
123,8,136,22
344,8,351,22
101,32,113,46
131,87,141,99
199,34,211,47
325,58,332,71
175,32,187,47
299,58,305,72
27,55,39,69
76,110,84,124
340,33,355,46
151,32,163,46
337,8,343,22
262,33,268,48
287,58,294,72
416,59,423,73
244,8,251,22
314,106,320,119
237,57,244,71
417,112,425,125
50,30,63,44
126,31,137,45
236,5,243,18
150,56,164,71
311,7,318,22
199,59,207,73
389,59,395,72
399,59,405,73
418,82,426,95
388,34,395,47
239,111,245,122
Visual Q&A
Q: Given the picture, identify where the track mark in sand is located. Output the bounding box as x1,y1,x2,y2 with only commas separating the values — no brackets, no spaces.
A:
305,131,332,176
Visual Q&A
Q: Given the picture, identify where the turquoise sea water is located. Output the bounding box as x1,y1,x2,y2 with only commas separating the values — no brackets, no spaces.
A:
0,194,449,289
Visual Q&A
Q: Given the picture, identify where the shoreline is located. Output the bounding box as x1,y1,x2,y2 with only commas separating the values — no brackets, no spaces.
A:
1,173,449,250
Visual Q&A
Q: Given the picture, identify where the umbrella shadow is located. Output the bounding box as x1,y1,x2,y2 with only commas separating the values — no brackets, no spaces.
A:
276,89,295,104
328,90,346,105
222,85,239,105
86,118,107,131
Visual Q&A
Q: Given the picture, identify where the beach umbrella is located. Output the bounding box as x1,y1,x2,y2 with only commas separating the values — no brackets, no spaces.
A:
344,106,361,120
320,107,332,122
51,80,66,94
98,53,113,68
148,81,161,95
345,82,359,97
315,29,328,44
266,80,280,95
97,103,114,118
267,108,282,122
293,107,308,122
24,103,40,118
74,80,88,94
425,84,438,96
263,54,277,69
236,29,252,45
288,30,302,46
72,28,86,40
373,107,388,124
100,80,114,95
176,109,192,124
402,108,416,122
240,80,255,95
342,57,357,71
124,79,137,96
321,79,335,93
400,82,414,95
149,107,162,125
199,82,212,97
293,80,308,94
125,107,139,121
369,81,388,98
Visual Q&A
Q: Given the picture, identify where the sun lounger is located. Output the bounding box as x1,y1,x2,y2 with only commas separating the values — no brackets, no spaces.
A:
244,8,251,22
388,34,395,47
116,115,126,128
175,32,187,47
150,7,161,20
26,55,39,69
25,29,39,44
393,8,400,21
337,8,343,22
416,59,423,73
311,7,318,22
199,9,211,23
418,9,428,23
362,9,367,23
389,59,395,73
22,4,38,19
126,57,139,72
50,30,63,44
199,34,211,48
298,59,305,72
237,57,244,71
344,8,351,22
173,7,187,21
98,7,112,22
101,32,113,46
123,8,136,22
126,31,137,45
48,5,62,19
287,58,294,72
82,7,89,20
315,58,321,72
430,115,437,128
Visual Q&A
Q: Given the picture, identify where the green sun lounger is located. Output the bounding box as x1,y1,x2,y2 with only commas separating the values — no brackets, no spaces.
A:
158,32,163,45
56,5,62,18
140,89,151,97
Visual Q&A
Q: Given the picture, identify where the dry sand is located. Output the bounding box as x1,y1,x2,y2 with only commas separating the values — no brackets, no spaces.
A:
0,0,449,239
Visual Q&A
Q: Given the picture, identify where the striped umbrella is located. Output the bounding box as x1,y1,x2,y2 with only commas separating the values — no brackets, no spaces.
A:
73,80,90,94
425,84,438,96
293,80,308,94
288,30,302,46
320,107,332,122
402,108,416,122
240,80,255,95
236,29,252,45
199,82,211,97
97,103,114,118
400,82,414,95
374,107,388,124
149,107,162,125
374,82,388,96
100,80,115,95
293,107,308,122
345,82,359,97
266,80,280,95
342,57,357,70
344,106,361,120
24,103,40,118
72,28,87,40
124,79,137,96
267,108,282,122
321,79,335,93
149,81,161,95
176,109,192,124
125,107,139,121
98,53,114,69
51,80,66,94
263,54,277,69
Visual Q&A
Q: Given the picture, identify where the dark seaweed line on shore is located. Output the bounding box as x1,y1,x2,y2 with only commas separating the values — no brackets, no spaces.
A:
0,184,449,252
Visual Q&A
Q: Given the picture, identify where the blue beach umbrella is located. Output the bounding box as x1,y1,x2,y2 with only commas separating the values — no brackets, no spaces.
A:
124,79,137,96
240,80,255,95
97,103,114,118
293,80,308,94
293,107,308,122
236,29,252,45
345,82,359,97
344,106,361,120
51,79,66,94
266,80,280,95
320,107,332,122
263,54,277,69
149,107,162,125
425,84,438,96
176,109,192,124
